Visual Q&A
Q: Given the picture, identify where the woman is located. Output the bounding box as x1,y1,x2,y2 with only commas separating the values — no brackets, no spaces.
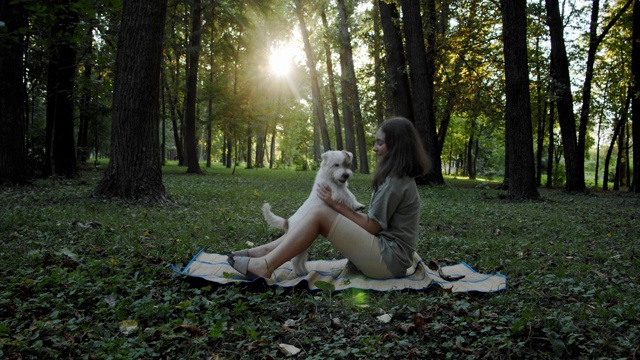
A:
228,117,430,279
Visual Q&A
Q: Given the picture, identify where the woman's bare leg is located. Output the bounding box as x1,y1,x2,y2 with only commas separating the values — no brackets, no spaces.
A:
240,204,338,278
236,237,284,257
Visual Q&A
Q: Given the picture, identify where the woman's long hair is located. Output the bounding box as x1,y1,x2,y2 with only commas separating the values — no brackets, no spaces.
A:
372,117,431,191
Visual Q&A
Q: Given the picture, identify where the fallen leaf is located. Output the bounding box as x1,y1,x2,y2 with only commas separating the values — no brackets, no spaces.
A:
278,343,301,356
398,322,415,334
118,319,138,335
173,324,205,337
377,314,392,323
413,313,431,327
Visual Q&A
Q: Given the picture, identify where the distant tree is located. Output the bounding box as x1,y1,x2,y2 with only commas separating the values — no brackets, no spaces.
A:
336,0,368,174
93,0,168,203
377,0,413,120
294,0,331,158
0,0,28,184
320,8,344,150
545,0,584,192
400,0,444,185
500,0,540,199
185,0,203,174
43,0,79,179
576,0,633,181
632,0,640,193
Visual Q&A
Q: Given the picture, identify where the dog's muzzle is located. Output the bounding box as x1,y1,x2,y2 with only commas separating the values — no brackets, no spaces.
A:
339,173,350,183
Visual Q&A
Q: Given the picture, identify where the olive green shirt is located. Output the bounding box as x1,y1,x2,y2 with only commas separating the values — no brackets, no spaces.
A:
368,176,420,277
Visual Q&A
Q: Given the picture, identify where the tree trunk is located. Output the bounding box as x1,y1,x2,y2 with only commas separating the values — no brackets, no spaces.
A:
632,0,640,192
270,129,276,169
77,26,94,164
185,0,203,174
93,0,168,204
400,0,444,185
0,0,28,184
339,45,357,170
337,0,368,174
500,0,540,199
371,0,385,125
546,0,584,192
320,9,344,150
44,1,79,179
294,0,331,153
377,0,413,120
163,60,184,165
603,87,630,190
578,0,633,169
594,113,603,188
246,125,253,169
546,99,555,188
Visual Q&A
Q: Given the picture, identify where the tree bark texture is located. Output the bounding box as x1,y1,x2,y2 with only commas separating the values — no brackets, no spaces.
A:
185,0,203,174
377,0,413,120
93,0,168,203
0,0,28,184
400,0,444,185
545,0,585,192
44,1,79,179
500,0,540,199
339,48,358,170
336,0,369,174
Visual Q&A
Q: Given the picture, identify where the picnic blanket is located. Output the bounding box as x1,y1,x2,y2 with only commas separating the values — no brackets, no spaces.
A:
170,250,507,293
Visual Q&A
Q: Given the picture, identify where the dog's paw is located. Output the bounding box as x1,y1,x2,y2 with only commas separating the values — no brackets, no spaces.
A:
353,203,365,211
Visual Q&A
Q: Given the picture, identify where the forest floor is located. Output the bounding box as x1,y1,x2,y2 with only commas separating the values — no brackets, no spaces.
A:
1,163,639,359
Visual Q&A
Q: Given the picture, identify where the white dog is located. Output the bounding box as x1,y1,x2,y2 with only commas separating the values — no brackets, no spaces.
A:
262,150,365,275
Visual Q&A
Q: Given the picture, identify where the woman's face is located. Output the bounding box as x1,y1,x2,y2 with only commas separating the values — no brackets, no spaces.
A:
373,128,388,161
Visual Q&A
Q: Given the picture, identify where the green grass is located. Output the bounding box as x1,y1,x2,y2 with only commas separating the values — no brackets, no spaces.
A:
1,164,639,359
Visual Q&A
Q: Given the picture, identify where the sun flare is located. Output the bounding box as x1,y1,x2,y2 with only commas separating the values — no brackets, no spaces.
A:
269,43,296,76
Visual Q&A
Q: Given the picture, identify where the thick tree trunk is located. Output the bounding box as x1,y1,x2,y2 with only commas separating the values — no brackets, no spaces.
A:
185,0,203,174
377,0,413,120
400,0,444,185
93,0,168,203
500,0,540,199
339,46,357,170
320,9,344,150
632,0,640,192
546,0,584,192
44,1,79,179
337,0,369,174
294,0,331,153
0,0,28,184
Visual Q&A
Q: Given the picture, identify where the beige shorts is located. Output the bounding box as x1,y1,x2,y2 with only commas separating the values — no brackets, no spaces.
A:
326,214,395,279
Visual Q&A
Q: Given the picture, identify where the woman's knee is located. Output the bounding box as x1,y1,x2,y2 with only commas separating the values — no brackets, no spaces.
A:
307,204,338,233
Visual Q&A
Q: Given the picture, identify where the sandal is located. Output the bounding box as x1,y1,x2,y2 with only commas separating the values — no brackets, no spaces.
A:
227,256,260,280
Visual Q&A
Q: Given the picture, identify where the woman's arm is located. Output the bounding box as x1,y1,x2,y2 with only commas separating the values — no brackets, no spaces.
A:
317,185,382,235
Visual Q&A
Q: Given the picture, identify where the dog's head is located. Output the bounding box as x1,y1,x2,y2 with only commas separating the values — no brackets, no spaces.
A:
320,150,354,185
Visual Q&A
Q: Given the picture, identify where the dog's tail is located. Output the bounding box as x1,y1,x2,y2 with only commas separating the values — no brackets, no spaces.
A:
262,203,288,230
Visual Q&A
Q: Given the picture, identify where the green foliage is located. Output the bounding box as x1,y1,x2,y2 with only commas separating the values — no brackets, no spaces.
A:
0,165,638,359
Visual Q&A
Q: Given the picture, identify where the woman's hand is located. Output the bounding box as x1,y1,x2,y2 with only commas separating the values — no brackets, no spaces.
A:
317,184,338,208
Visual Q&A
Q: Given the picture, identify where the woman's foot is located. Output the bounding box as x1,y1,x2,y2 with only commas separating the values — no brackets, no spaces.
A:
229,246,272,258
228,256,272,279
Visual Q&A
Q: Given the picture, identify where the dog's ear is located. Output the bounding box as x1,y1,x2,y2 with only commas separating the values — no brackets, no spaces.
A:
343,150,353,161
321,152,329,162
